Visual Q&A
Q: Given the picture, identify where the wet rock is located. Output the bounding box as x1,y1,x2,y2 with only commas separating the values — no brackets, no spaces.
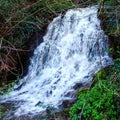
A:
73,83,83,90
62,100,75,109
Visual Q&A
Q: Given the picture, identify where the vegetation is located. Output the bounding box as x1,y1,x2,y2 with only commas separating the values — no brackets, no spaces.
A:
69,62,120,120
0,0,75,84
0,81,15,95
99,0,120,36
0,0,120,120
0,105,4,119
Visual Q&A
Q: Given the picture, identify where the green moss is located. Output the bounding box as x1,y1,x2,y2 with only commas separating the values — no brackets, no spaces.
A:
94,68,107,80
77,88,89,97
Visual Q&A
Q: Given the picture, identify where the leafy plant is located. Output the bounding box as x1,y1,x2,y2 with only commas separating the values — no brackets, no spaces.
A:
69,60,120,120
0,81,15,95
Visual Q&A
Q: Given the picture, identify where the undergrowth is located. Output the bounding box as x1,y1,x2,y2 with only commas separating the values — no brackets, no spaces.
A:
98,0,120,36
0,0,75,83
69,59,120,120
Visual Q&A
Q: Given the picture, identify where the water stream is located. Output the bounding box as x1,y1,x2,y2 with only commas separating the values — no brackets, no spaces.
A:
0,6,113,119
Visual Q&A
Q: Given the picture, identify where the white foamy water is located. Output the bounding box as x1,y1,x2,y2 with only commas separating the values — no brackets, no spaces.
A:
0,6,113,117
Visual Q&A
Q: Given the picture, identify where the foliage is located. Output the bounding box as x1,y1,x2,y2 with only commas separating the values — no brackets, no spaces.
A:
0,0,75,83
0,81,15,95
69,60,120,120
98,0,120,36
97,0,119,5
0,104,10,119
70,0,98,7
0,105,4,119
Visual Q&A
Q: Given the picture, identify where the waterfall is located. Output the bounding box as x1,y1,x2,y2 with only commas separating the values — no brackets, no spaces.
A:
0,6,113,118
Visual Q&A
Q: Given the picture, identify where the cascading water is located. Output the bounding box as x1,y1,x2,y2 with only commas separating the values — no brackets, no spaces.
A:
0,6,113,118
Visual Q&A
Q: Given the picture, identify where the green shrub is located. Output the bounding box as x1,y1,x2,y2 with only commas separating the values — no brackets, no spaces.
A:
69,60,120,120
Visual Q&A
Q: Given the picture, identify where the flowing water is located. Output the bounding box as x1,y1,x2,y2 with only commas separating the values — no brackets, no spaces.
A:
0,6,113,119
